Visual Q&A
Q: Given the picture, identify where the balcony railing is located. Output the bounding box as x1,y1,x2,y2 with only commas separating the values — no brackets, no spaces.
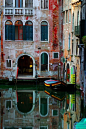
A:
74,25,80,37
3,8,33,16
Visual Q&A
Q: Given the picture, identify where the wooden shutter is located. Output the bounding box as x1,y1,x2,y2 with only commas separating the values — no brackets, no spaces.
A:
30,25,33,41
12,25,15,40
45,25,48,41
8,25,12,40
5,25,8,40
40,98,47,115
23,25,26,40
41,53,48,64
41,25,44,41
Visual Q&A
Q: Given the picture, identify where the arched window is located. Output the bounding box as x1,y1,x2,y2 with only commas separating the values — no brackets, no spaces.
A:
40,98,48,116
5,0,13,7
68,33,70,49
5,21,13,40
72,13,74,30
15,20,23,40
77,11,79,26
41,21,48,41
25,0,33,8
23,21,33,41
41,53,48,71
15,0,23,7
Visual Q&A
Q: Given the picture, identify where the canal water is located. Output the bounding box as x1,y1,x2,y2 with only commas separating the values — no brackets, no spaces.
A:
0,84,84,129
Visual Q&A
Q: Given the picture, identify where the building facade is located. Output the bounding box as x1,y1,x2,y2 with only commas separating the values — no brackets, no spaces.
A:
0,0,62,80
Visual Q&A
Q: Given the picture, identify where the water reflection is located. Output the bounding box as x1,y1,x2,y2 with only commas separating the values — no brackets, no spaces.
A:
0,85,81,129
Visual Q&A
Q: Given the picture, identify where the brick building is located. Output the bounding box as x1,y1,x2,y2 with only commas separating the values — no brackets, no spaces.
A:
0,0,62,80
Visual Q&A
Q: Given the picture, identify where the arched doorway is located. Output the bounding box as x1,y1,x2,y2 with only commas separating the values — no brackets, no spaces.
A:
18,55,33,76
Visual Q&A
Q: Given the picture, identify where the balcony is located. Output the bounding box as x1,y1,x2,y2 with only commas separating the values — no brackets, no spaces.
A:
74,25,80,37
3,8,33,16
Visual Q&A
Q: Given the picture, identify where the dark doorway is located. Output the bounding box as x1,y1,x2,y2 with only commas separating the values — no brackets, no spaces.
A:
18,55,33,76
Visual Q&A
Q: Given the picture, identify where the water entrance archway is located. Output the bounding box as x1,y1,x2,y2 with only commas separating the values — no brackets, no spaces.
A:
18,55,33,76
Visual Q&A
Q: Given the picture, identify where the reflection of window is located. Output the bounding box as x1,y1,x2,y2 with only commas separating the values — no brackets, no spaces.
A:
77,11,79,26
52,109,58,116
41,53,48,71
6,60,11,68
15,0,23,7
5,0,13,7
41,21,48,41
24,21,33,40
5,21,13,40
66,10,68,23
68,33,70,49
53,52,59,59
5,100,12,108
69,9,71,22
41,0,48,9
40,127,47,129
72,13,74,30
40,98,48,116
15,20,23,40
25,0,33,8
63,12,65,24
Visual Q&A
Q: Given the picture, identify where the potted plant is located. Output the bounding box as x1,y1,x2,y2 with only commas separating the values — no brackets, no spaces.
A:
82,36,86,47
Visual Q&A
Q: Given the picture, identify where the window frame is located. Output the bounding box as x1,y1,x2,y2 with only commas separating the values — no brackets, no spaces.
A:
5,0,13,7
6,59,12,68
15,20,23,40
53,52,59,59
41,0,48,10
5,20,13,41
41,21,48,42
25,0,33,8
5,100,12,109
52,109,59,116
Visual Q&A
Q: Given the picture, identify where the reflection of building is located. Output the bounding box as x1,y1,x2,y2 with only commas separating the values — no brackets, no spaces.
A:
1,89,61,129
0,0,62,80
61,91,81,129
62,0,81,86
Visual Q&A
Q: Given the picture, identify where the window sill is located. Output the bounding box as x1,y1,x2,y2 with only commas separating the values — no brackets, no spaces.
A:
41,41,49,43
67,49,70,51
70,55,73,57
74,55,80,57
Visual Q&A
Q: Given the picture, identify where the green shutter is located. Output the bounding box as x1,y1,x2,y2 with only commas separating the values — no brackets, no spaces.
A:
30,26,33,41
26,25,29,40
23,25,26,40
12,25,15,40
5,25,8,40
41,26,44,41
40,98,47,116
8,25,12,40
45,25,48,41
41,53,48,64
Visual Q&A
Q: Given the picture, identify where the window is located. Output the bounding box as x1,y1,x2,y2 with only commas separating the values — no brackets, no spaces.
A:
41,21,48,41
52,109,58,116
25,0,33,8
68,33,70,49
5,21,13,40
41,53,48,71
15,20,23,40
66,10,68,23
72,13,74,30
6,60,11,68
41,0,48,9
40,98,48,116
63,12,65,24
40,127,47,129
76,39,78,55
72,40,73,55
24,21,33,41
5,100,12,108
53,52,59,59
77,11,79,26
5,0,13,7
15,0,23,7
69,9,71,22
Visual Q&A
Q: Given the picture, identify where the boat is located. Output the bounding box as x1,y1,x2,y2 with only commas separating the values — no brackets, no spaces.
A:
44,79,66,90
44,87,66,101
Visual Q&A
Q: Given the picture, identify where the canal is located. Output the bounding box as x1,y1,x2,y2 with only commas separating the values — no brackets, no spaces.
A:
0,82,84,129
